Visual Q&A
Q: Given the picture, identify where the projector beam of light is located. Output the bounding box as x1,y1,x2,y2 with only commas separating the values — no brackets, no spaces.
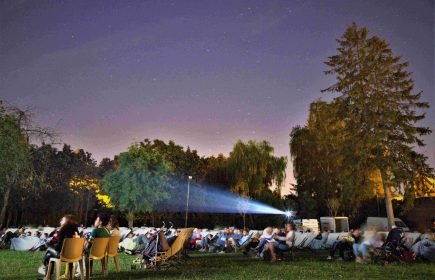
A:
285,210,292,218
154,181,286,215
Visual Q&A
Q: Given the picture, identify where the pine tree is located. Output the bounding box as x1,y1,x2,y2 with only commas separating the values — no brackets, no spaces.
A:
322,23,432,229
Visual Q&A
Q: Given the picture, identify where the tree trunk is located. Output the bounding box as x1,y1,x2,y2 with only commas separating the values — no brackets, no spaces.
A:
249,214,254,229
380,168,395,230
22,210,27,225
84,191,91,226
13,210,18,227
127,211,134,228
78,190,84,224
0,185,11,229
6,209,12,228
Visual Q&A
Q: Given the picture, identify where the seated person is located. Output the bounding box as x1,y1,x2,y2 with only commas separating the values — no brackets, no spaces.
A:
354,232,385,263
84,213,111,254
251,227,274,255
237,229,251,246
1,230,18,247
17,227,26,237
310,228,330,250
216,228,233,253
411,234,435,262
141,230,171,261
108,215,120,237
37,215,79,276
136,230,153,251
200,233,214,252
263,223,296,262
74,214,111,277
119,231,138,254
242,232,260,255
328,229,361,261
226,229,242,250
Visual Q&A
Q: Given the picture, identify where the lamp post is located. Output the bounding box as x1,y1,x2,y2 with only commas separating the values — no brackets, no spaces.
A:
185,175,192,228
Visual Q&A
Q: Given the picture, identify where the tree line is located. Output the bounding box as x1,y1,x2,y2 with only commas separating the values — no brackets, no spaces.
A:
0,104,288,228
1,23,433,230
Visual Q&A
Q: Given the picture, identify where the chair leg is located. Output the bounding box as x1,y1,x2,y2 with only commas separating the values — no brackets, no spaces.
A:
78,259,85,280
85,258,90,280
100,260,105,276
104,258,108,276
45,261,53,280
104,256,109,276
71,262,77,278
55,261,61,280
68,263,74,279
114,255,120,272
63,264,68,279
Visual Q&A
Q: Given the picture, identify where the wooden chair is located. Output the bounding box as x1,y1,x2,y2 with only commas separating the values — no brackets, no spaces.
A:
45,238,85,280
86,237,109,279
156,228,194,267
106,236,121,274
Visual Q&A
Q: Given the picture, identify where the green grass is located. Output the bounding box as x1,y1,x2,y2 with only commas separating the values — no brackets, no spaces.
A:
0,249,434,280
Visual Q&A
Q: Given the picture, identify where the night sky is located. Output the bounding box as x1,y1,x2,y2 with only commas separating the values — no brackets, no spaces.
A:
1,0,434,194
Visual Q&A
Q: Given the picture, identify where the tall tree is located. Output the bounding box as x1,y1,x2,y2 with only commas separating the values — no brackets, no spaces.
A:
102,143,172,227
0,101,55,227
322,23,432,229
0,104,31,228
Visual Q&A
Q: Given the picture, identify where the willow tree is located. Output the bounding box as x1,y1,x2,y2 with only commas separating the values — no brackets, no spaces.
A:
322,23,432,229
102,143,172,227
227,140,287,199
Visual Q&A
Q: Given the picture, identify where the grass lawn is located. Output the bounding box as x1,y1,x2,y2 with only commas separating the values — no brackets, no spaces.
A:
0,249,434,280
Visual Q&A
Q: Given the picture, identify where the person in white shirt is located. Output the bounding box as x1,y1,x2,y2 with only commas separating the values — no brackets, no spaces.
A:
264,223,296,262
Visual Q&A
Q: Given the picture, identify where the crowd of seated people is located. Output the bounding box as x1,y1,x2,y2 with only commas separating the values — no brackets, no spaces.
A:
118,226,178,255
199,227,250,253
325,227,435,264
91,220,435,264
0,227,51,251
2,217,434,273
198,224,297,262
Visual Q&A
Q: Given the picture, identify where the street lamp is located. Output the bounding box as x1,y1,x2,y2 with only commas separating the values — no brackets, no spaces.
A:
185,175,192,228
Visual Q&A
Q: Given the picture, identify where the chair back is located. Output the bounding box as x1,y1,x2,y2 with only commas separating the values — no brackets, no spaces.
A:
60,238,85,262
90,238,109,260
158,231,170,251
162,228,194,259
107,236,120,257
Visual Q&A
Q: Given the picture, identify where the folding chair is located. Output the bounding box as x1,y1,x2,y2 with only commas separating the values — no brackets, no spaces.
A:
156,228,194,268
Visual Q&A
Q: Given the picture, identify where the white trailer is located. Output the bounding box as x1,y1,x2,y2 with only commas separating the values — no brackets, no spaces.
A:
366,217,410,232
320,216,349,232
293,219,319,234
